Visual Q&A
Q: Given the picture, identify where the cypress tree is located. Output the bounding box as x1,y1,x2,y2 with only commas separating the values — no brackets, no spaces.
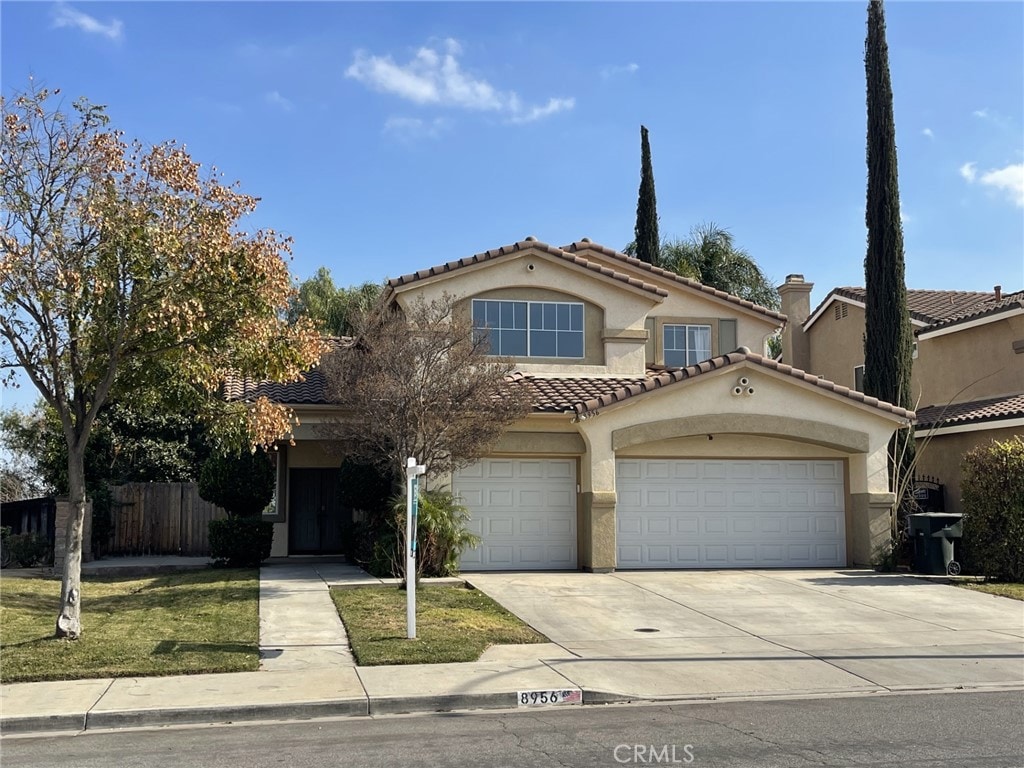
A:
864,0,915,497
634,125,659,265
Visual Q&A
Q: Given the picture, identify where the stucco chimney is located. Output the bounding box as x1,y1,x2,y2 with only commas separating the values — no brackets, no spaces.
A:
778,274,814,371
994,285,1002,302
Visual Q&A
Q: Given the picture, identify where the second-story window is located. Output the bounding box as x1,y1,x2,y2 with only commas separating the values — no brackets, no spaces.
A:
663,324,711,366
472,299,584,359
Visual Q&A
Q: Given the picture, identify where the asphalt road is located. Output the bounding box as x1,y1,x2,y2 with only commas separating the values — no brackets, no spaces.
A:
3,690,1022,768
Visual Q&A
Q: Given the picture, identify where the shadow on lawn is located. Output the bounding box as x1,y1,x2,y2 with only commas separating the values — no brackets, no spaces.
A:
152,640,256,655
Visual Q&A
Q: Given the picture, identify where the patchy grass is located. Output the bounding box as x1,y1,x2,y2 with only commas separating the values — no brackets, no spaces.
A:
0,569,259,683
957,582,1024,601
331,584,547,665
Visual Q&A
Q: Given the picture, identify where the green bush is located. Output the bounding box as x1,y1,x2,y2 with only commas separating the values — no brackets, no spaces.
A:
198,451,275,518
7,532,51,567
373,490,479,579
208,518,274,567
961,436,1024,582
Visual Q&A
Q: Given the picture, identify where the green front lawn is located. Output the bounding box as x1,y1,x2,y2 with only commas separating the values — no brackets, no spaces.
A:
957,582,1024,601
0,569,259,683
331,584,547,665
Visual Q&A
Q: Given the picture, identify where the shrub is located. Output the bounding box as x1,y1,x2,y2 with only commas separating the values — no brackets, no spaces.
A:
208,518,274,567
961,436,1024,582
198,450,275,519
377,490,479,579
7,532,51,567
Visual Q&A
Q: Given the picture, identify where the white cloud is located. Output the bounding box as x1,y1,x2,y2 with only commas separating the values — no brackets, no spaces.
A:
921,128,934,139
265,91,294,111
346,39,573,124
978,163,1024,208
601,63,640,79
973,108,990,119
959,162,977,183
383,116,449,142
509,97,576,124
51,3,123,41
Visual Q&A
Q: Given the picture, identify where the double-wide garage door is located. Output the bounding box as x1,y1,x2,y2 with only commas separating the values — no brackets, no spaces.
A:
617,459,846,569
454,458,577,570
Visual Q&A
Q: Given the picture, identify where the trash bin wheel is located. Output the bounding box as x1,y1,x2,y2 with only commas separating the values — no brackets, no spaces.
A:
946,561,961,576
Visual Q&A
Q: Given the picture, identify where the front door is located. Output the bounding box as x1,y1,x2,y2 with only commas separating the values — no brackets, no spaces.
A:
288,468,344,554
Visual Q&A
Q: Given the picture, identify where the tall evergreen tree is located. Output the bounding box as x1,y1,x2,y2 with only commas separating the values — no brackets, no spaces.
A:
634,125,659,264
863,0,915,497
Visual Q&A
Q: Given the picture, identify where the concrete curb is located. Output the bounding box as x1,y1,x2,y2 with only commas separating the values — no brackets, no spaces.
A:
84,698,369,730
0,714,88,735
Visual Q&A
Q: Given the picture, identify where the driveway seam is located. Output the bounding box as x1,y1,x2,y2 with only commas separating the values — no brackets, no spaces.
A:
744,570,957,631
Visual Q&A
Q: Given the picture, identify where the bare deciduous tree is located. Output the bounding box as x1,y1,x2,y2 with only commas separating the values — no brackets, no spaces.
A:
320,293,532,482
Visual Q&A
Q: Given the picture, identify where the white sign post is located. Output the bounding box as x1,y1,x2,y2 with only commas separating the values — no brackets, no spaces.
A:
405,456,426,640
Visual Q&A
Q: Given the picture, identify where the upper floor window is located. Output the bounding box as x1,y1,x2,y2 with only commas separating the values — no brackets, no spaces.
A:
472,299,584,358
663,324,711,366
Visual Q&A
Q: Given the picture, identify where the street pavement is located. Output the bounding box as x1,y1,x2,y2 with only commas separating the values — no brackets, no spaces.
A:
1,562,1021,735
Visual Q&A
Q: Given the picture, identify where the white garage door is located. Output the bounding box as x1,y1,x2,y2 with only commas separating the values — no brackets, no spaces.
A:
616,459,846,569
454,458,577,571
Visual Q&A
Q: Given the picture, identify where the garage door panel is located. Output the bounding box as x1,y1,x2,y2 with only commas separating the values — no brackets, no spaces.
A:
455,458,577,571
617,459,846,569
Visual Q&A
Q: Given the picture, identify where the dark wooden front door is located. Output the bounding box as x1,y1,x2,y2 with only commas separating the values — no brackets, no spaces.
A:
288,468,344,554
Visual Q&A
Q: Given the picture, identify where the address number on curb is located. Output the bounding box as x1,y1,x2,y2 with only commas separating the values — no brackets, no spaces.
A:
517,689,582,707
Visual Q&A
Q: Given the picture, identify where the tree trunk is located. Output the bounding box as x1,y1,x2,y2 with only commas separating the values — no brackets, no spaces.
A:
55,443,87,639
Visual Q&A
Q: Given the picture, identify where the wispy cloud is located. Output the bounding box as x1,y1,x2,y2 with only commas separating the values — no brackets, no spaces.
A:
921,127,934,139
601,63,640,79
346,38,574,124
960,160,1024,207
973,108,990,119
265,91,294,111
383,116,449,142
51,3,123,41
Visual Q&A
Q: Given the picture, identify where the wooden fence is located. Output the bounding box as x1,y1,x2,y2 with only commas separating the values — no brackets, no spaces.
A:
108,483,227,556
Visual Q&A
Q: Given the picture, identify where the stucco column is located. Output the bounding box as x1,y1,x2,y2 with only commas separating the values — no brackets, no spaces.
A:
577,418,617,572
778,274,813,371
846,446,894,565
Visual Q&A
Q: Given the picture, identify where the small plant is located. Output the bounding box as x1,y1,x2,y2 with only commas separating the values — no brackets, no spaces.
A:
6,531,51,567
384,490,479,579
1,526,12,568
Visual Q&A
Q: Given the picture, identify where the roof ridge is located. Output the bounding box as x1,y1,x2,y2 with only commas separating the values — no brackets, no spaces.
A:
560,240,786,323
386,238,669,298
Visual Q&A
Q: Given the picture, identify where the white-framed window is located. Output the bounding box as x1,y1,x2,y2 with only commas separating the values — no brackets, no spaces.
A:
472,299,584,358
663,324,712,366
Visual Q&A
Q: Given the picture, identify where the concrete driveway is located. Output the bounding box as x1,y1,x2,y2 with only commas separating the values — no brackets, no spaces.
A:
465,570,1024,700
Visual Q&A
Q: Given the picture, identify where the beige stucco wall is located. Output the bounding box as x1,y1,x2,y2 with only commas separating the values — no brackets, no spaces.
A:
915,315,1024,405
805,301,867,387
915,426,1022,516
392,248,660,376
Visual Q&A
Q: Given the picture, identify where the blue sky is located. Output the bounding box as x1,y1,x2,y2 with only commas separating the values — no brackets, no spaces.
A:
2,1,1022,410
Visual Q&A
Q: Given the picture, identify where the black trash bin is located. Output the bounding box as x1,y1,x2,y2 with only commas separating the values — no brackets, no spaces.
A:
908,512,963,575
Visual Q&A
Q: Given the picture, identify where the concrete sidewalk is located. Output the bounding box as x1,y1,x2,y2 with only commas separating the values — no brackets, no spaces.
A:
2,565,1021,735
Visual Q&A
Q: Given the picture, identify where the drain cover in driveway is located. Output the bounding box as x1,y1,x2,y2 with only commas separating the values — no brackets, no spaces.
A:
634,627,660,633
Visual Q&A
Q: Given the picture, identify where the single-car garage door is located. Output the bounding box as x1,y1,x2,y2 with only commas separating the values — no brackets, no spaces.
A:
454,458,577,571
616,459,846,568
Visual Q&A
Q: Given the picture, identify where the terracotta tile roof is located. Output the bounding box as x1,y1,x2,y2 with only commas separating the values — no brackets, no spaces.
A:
920,290,1024,334
815,287,1003,326
561,240,787,323
386,237,668,298
915,393,1024,430
223,338,352,405
507,372,650,413
559,349,915,420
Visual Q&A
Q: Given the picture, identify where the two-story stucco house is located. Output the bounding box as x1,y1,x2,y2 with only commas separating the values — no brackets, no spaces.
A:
239,238,913,571
779,276,1024,516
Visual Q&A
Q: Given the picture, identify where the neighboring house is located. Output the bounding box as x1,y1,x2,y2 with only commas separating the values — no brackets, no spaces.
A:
780,277,1024,516
234,238,913,571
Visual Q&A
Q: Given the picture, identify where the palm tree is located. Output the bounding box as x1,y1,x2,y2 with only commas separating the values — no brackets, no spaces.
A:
658,223,780,311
